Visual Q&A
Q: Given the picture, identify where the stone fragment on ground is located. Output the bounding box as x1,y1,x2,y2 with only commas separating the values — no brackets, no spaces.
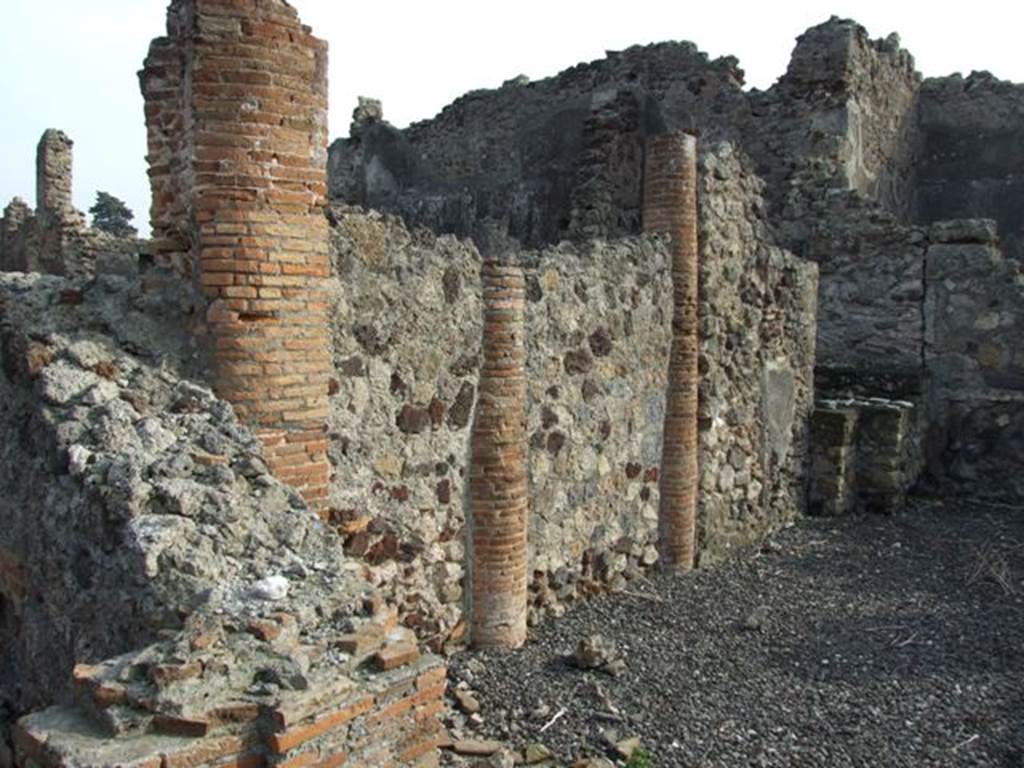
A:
572,635,626,676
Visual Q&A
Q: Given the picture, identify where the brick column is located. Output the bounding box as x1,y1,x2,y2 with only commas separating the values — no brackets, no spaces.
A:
643,132,700,570
140,0,332,511
468,260,529,649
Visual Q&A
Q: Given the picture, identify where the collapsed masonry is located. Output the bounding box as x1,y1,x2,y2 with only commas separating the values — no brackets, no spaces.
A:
0,131,136,278
0,7,1021,768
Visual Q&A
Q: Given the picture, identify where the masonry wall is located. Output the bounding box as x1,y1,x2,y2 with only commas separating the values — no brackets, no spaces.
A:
140,0,333,511
923,220,1024,500
745,17,919,248
917,73,1024,263
327,42,750,250
696,145,818,562
326,206,670,639
325,141,816,637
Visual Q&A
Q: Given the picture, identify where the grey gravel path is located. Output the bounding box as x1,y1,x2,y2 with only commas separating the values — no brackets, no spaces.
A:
449,500,1024,767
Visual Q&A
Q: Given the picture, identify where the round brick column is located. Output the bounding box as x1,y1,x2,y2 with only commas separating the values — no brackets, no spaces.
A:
643,132,700,570
468,260,529,649
141,0,332,511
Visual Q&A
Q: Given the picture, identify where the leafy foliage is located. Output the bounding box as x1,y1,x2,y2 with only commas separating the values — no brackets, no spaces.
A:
89,191,137,238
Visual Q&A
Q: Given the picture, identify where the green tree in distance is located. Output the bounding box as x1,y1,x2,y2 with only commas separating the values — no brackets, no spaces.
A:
89,191,137,238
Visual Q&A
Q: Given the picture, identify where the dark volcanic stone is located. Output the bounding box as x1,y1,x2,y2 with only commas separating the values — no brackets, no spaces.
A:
564,349,594,376
447,382,475,430
396,405,431,434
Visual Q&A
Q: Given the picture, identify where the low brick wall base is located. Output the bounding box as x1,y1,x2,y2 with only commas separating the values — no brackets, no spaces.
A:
14,658,446,768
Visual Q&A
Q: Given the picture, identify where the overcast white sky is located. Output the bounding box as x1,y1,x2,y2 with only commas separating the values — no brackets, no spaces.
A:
1,1,1022,236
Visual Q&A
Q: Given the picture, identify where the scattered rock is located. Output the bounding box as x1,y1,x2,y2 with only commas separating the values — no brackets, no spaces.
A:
454,688,481,715
572,635,624,675
452,739,504,757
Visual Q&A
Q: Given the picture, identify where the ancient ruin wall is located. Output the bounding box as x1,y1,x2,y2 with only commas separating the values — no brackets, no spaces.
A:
325,141,816,634
743,18,920,255
0,270,446,768
917,73,1024,263
140,0,333,510
328,42,749,250
696,145,818,561
326,206,671,640
0,132,132,278
923,221,1024,500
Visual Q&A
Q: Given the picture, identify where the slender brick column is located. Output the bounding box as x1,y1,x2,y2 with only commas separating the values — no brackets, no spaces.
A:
643,132,700,570
468,260,529,649
140,0,332,511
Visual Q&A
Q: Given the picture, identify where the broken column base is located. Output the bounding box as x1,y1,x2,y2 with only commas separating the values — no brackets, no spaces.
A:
809,397,919,516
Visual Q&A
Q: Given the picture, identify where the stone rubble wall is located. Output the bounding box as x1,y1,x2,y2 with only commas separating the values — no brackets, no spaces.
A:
0,269,445,768
923,221,1024,500
696,145,818,563
327,42,749,251
745,17,920,249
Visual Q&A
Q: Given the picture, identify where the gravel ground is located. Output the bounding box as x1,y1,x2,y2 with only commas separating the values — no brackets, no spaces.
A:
448,500,1024,767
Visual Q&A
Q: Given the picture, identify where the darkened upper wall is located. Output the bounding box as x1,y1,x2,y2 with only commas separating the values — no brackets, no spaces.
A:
917,72,1024,261
327,17,922,253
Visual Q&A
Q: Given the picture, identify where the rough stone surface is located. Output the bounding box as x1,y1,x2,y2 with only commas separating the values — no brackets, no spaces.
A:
324,139,816,639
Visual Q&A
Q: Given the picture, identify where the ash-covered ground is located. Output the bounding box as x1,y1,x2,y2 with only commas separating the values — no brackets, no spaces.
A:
448,500,1024,767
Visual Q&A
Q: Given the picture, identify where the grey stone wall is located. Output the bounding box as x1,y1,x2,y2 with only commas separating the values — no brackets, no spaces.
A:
924,221,1024,499
327,43,749,250
918,73,1024,263
697,145,818,562
326,206,671,637
744,17,919,249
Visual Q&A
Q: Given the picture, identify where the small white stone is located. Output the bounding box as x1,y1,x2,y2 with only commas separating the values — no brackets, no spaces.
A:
252,575,290,601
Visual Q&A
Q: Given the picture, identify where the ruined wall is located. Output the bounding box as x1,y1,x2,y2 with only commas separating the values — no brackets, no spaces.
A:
696,145,818,561
0,131,135,278
807,197,927,373
924,220,1024,500
917,73,1024,262
328,43,749,250
140,0,333,510
325,141,816,634
745,17,919,250
326,206,670,638
0,268,446,768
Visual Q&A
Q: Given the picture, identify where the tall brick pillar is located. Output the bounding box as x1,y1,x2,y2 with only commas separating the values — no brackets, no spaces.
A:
140,0,332,511
643,132,700,570
468,260,529,649
36,129,80,229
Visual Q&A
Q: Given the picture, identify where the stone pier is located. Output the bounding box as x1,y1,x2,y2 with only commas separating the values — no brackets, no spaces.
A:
469,260,530,648
643,132,700,570
140,0,333,511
